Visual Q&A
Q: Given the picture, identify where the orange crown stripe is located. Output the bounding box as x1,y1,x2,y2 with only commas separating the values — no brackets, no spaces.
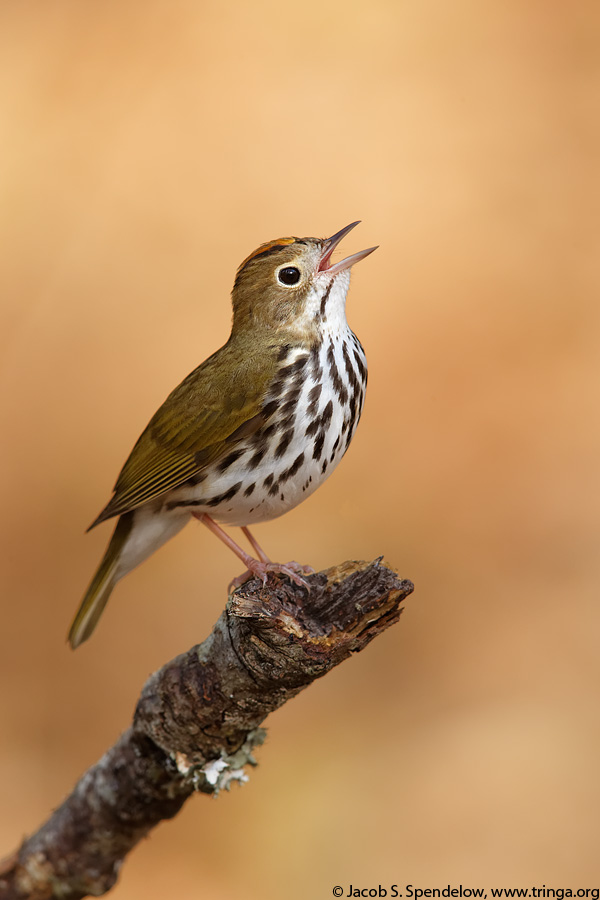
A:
237,237,297,273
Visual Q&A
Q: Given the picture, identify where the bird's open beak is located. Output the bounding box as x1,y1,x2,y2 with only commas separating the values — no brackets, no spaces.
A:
318,221,378,276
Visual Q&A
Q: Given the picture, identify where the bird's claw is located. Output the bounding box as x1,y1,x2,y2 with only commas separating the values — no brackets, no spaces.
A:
228,560,311,593
284,560,316,576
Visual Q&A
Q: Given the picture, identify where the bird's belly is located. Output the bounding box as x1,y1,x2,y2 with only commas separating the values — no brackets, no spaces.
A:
211,444,339,527
165,419,344,527
163,330,367,527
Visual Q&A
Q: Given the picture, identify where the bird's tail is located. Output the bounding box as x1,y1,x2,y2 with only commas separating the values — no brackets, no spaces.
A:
68,513,133,649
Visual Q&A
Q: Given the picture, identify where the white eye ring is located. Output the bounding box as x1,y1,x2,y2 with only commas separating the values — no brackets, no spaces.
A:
277,266,302,286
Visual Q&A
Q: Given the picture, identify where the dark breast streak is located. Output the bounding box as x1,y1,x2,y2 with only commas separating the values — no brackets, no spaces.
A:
304,332,367,469
164,335,366,517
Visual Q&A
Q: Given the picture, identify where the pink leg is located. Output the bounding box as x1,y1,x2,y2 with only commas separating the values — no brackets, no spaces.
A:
195,514,258,569
241,526,271,564
241,525,315,577
193,513,310,591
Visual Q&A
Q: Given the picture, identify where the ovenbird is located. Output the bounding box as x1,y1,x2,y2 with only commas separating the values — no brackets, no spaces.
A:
68,222,376,648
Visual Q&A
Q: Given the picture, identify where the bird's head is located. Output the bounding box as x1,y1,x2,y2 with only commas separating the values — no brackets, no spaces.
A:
230,222,377,337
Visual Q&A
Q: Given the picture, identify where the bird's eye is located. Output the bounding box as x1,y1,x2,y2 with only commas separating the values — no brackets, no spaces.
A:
278,266,301,286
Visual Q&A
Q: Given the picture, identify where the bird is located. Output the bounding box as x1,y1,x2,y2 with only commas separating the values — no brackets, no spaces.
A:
68,221,377,648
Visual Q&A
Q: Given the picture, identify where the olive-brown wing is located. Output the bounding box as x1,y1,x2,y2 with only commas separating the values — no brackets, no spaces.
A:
88,342,278,527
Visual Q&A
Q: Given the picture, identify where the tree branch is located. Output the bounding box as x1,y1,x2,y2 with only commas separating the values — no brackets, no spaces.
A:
0,559,413,900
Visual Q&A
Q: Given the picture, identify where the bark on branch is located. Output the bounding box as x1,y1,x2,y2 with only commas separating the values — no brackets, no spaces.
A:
0,559,413,900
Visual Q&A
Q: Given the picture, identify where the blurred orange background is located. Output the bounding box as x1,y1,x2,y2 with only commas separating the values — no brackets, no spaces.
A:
1,1,599,897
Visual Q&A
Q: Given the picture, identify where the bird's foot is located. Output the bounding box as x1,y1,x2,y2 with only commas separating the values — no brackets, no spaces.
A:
229,560,311,592
193,514,312,593
282,560,315,576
